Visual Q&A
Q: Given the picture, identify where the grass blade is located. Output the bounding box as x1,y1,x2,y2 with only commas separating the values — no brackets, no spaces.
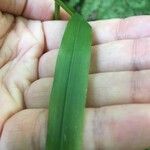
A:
46,13,92,150
54,2,60,20
55,0,75,16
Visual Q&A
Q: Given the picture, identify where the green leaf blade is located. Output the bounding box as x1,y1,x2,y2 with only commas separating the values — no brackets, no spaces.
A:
46,15,79,150
46,14,92,150
60,15,92,150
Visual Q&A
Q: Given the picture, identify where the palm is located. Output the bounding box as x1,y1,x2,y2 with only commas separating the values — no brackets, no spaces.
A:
0,13,44,134
0,1,150,150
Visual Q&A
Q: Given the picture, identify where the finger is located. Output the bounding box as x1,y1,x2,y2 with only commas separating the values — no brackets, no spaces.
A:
2,105,150,149
39,37,150,77
43,15,150,50
25,70,150,108
0,0,68,20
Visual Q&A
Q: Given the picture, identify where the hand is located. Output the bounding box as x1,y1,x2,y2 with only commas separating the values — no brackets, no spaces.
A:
0,0,150,149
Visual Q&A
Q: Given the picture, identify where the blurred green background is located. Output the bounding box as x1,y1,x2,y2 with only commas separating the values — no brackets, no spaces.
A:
64,0,150,20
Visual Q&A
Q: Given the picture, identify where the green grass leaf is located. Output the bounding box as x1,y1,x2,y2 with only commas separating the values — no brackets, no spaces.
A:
54,2,60,20
46,13,92,150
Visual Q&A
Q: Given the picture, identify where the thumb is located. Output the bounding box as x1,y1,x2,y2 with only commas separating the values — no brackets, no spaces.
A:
0,0,68,20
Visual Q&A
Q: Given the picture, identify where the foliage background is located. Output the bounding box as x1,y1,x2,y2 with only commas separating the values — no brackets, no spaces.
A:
64,0,150,20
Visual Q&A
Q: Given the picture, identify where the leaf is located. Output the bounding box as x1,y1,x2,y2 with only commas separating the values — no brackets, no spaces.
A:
63,0,80,7
68,0,80,7
65,0,150,20
46,13,92,150
126,0,149,10
97,0,135,19
81,0,101,20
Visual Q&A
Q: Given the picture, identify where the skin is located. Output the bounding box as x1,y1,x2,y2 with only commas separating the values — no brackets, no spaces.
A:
0,0,150,149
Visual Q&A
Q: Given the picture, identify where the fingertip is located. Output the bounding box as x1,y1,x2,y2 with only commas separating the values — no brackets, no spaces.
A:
39,50,58,78
23,0,55,21
24,79,51,108
43,21,67,50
